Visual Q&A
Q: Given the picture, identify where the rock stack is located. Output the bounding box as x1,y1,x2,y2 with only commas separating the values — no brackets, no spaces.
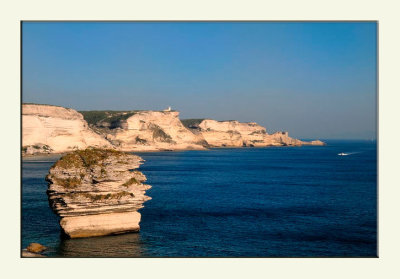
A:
46,148,151,238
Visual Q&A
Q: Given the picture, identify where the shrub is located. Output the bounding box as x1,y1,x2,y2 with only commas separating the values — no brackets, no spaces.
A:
53,177,82,188
63,191,134,201
122,177,139,187
135,136,147,144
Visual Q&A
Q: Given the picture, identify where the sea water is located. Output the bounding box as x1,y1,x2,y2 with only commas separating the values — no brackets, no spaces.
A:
22,140,377,257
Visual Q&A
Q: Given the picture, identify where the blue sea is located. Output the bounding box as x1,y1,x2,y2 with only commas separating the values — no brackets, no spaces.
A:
22,140,377,257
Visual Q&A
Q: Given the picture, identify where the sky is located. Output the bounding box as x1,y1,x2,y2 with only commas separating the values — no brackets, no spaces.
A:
22,22,377,139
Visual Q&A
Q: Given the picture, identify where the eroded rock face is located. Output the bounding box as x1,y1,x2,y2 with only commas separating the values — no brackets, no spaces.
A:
198,120,266,147
106,111,207,151
46,148,151,238
195,119,324,147
23,104,112,153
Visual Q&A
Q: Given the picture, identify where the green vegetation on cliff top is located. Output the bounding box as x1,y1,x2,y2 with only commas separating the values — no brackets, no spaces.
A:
23,103,70,109
79,111,138,127
53,148,124,169
80,110,177,127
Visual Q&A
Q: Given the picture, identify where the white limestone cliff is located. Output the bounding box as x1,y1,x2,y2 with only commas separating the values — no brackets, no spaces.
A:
193,119,324,147
106,111,207,151
23,104,112,154
22,104,324,155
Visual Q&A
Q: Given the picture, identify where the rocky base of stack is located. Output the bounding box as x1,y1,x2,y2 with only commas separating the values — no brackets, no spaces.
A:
46,148,151,238
60,212,141,238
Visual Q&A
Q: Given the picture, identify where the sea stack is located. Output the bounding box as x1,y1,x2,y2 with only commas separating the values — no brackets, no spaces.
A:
46,148,151,238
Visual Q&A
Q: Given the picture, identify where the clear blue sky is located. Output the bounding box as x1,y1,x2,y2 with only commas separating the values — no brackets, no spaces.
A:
22,22,377,139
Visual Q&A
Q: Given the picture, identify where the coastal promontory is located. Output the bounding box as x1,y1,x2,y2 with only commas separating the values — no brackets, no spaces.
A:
23,104,112,155
182,119,324,147
46,148,151,238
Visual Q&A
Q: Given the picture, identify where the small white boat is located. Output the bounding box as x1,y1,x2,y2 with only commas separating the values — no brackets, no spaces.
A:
338,153,348,156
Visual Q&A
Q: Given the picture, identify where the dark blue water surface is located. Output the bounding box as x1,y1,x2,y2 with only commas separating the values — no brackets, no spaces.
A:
22,140,377,257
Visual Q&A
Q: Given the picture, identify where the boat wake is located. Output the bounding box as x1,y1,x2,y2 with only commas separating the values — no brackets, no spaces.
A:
338,152,360,156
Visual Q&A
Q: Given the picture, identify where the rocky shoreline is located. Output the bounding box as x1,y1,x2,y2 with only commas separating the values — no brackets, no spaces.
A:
22,142,325,158
21,243,47,257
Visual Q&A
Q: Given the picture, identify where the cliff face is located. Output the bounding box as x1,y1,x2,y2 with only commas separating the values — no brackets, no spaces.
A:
191,119,323,147
46,148,151,238
23,104,112,154
106,111,207,151
22,104,324,154
197,120,267,147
